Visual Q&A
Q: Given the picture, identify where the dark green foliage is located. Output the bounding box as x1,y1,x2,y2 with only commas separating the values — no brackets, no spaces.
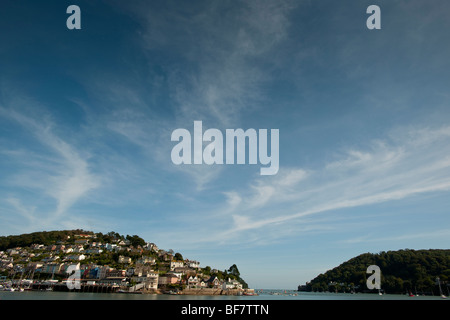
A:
0,230,91,251
302,249,450,294
227,264,248,289
228,264,240,277
174,252,183,261
93,232,122,243
125,234,146,247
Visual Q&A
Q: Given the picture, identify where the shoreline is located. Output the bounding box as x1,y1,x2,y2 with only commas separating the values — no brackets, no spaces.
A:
1,289,448,301
3,282,255,296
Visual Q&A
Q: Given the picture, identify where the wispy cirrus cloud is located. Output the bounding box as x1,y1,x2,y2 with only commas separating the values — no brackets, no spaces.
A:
80,0,299,191
340,228,450,245
168,124,450,246
118,0,296,126
0,104,99,228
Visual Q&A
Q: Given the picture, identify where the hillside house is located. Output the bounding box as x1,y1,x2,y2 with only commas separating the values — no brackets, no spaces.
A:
158,273,179,287
118,256,132,264
206,276,221,288
170,260,184,270
222,278,243,290
131,270,159,290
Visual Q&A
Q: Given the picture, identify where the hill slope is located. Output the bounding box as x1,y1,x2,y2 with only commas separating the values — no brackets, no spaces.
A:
0,229,92,251
299,249,450,294
0,229,248,289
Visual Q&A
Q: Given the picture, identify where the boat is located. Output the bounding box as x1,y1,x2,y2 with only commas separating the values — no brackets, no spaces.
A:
164,290,180,295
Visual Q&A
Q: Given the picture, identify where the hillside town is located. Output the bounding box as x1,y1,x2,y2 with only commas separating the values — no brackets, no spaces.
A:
0,231,250,295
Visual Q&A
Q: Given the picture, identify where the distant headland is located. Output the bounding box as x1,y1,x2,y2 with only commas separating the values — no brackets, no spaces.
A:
298,249,449,296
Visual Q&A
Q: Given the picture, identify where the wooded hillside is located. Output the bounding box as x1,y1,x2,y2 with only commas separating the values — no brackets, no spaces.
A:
0,230,91,251
300,249,450,294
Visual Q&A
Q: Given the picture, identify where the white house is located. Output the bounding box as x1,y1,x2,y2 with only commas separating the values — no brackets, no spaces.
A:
72,245,84,253
168,271,183,280
222,278,243,290
65,254,86,261
6,248,19,255
104,243,118,251
118,239,131,246
118,256,132,264
170,260,184,270
136,256,156,265
186,260,200,269
187,276,199,287
145,243,158,251
64,247,74,253
131,271,159,290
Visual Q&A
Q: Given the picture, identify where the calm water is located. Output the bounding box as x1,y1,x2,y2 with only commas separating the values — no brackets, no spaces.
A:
0,290,448,300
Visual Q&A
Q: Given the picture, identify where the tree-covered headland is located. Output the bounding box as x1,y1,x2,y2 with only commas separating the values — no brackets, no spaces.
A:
300,249,449,295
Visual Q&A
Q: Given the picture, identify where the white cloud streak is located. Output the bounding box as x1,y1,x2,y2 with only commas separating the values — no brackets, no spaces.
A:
92,0,299,190
120,0,297,127
0,105,99,226
186,125,450,244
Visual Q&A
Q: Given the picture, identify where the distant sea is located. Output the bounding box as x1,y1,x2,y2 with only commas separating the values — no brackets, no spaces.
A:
0,290,447,300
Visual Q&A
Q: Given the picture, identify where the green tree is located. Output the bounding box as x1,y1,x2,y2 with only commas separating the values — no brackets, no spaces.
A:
174,252,183,261
126,235,146,247
203,266,211,275
228,264,240,277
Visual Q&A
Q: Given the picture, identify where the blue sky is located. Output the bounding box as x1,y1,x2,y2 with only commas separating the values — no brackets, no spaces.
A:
1,0,450,289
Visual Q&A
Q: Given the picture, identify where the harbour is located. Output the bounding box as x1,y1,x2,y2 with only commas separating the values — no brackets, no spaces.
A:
1,289,448,300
